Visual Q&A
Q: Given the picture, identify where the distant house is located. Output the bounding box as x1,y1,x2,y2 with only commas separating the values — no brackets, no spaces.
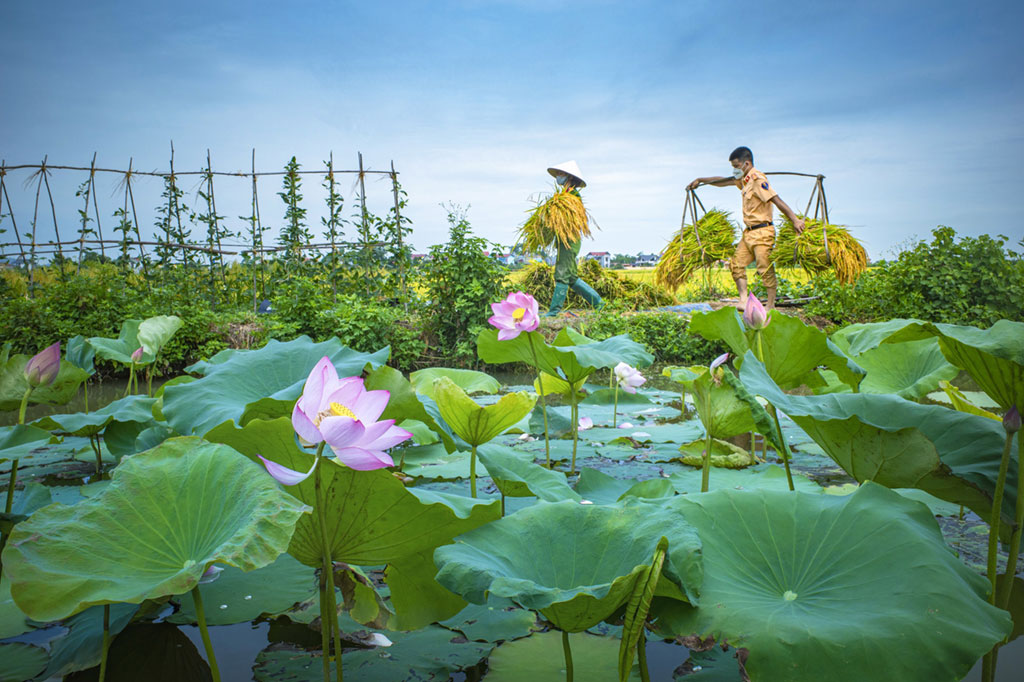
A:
0,255,26,268
585,251,611,268
634,252,659,267
410,253,431,262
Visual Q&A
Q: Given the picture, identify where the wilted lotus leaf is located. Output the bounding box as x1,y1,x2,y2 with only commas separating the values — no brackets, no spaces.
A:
655,483,1011,682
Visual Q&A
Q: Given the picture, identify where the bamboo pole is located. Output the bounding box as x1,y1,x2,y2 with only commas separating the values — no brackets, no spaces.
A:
40,156,65,279
206,150,226,283
90,154,106,259
125,158,150,280
76,156,93,273
0,162,28,267
169,143,189,268
327,152,338,303
28,157,46,296
390,160,408,312
250,148,259,311
357,152,370,297
0,163,394,178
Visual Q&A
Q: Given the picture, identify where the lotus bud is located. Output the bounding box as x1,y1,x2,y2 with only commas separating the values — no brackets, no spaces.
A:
1005,406,1021,434
131,347,144,363
742,296,770,330
578,416,594,431
25,342,61,388
710,352,730,371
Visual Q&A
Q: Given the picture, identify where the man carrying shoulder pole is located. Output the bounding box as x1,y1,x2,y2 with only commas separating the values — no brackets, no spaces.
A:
687,147,805,310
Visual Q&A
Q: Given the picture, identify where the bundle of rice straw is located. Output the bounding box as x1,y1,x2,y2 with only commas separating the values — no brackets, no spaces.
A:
654,209,737,290
773,216,867,284
518,187,592,251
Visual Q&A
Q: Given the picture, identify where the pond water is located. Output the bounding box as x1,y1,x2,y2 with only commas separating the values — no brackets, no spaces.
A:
6,366,1023,682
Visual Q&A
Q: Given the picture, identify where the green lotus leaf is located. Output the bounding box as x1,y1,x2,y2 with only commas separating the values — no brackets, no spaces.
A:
687,368,759,440
738,351,1019,530
657,483,1011,682
689,307,864,390
662,365,701,385
137,315,184,357
575,468,676,505
0,424,54,462
0,642,48,682
533,371,585,400
385,549,470,629
0,353,90,411
2,437,311,622
411,367,501,398
477,444,580,501
161,336,388,436
476,328,565,376
817,336,958,399
432,377,536,447
550,330,655,384
434,500,702,632
838,318,1024,410
365,364,457,452
31,395,157,437
65,335,96,376
88,319,154,365
0,578,31,639
485,630,642,681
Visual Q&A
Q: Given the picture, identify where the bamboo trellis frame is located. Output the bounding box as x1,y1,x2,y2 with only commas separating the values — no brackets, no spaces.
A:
0,147,411,307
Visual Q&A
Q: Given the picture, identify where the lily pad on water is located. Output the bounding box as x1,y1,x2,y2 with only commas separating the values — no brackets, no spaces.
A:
575,468,676,505
253,621,493,682
0,642,48,682
738,351,1019,532
31,394,157,437
161,336,388,436
655,483,1011,682
477,444,580,501
669,464,822,495
435,500,702,633
485,630,642,681
3,437,311,622
439,596,539,642
0,424,53,462
42,602,140,678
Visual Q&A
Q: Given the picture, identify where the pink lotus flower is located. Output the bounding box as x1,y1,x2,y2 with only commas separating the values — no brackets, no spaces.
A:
25,342,60,388
742,296,769,330
291,356,412,470
614,362,646,394
710,352,730,371
578,416,594,431
131,346,144,363
488,291,540,341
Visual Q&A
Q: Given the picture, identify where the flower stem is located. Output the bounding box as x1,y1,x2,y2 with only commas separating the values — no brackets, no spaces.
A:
313,442,340,681
527,333,551,468
99,604,110,682
570,400,579,475
192,585,222,682
125,363,135,398
4,460,17,515
17,387,32,425
613,384,619,428
562,630,574,682
986,431,1014,604
83,380,90,414
90,434,104,481
997,433,1024,610
701,391,713,493
470,444,478,498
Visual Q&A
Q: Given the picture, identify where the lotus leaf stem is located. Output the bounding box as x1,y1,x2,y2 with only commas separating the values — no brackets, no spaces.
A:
562,630,574,682
570,401,579,475
99,604,110,682
997,433,1024,611
90,434,104,480
701,390,713,493
986,431,1014,603
317,567,332,682
470,444,478,498
125,362,135,397
526,333,551,468
191,585,222,682
4,461,17,515
768,404,796,492
83,380,89,413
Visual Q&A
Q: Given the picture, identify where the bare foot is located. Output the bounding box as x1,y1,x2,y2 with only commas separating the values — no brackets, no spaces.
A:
735,297,748,310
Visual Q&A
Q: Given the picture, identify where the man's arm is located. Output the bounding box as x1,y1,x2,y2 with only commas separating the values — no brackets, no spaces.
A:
687,176,737,190
770,195,805,233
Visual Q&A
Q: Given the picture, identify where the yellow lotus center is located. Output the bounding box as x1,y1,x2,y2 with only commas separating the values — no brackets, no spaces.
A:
512,307,526,322
329,402,357,419
314,402,358,426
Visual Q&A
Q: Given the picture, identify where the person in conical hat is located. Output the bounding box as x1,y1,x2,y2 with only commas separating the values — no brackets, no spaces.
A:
543,161,603,316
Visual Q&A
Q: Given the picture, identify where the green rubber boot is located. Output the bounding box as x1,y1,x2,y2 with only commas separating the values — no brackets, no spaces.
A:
545,282,569,316
571,278,604,310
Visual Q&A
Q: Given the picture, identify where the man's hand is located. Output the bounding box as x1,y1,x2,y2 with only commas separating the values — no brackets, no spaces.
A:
687,178,702,191
793,217,806,234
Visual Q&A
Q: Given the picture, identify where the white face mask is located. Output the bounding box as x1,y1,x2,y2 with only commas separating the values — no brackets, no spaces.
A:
555,175,568,186
731,166,745,180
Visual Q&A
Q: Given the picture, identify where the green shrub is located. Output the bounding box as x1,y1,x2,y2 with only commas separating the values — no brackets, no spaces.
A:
585,311,724,364
315,295,427,371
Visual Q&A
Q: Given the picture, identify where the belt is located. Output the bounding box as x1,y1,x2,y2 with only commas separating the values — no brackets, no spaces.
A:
745,222,773,230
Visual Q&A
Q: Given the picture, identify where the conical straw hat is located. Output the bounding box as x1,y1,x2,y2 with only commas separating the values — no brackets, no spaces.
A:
547,160,586,188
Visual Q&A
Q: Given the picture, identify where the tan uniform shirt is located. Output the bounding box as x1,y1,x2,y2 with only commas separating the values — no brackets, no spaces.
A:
738,168,777,227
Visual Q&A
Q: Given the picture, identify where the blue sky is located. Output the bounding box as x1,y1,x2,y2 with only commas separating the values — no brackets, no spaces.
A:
1,0,1021,260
